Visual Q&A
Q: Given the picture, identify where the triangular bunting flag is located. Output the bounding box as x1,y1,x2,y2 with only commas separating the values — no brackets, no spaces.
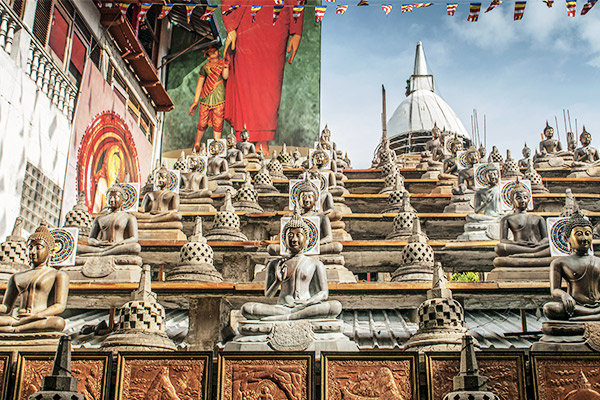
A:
514,1,526,19
315,5,327,21
447,3,458,14
185,4,196,23
158,4,173,19
336,4,349,13
251,5,263,22
119,3,130,15
357,0,369,5
467,2,481,20
293,5,305,22
566,0,576,15
273,4,284,23
200,5,218,21
138,3,152,22
381,4,393,13
485,0,502,12
581,0,596,13
401,4,414,12
223,5,240,15
325,0,336,2
413,2,433,7
274,0,284,4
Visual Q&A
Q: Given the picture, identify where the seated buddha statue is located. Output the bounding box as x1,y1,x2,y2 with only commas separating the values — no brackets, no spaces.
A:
518,143,531,169
235,127,262,170
543,212,600,320
179,154,215,212
226,132,247,179
533,122,574,168
452,146,480,195
433,139,462,194
373,138,397,171
242,209,342,321
0,220,68,334
569,128,600,178
207,139,234,194
490,181,553,280
292,147,303,168
312,148,346,197
425,123,445,162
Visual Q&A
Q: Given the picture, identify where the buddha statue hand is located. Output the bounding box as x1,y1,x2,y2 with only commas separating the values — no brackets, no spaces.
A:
561,292,577,317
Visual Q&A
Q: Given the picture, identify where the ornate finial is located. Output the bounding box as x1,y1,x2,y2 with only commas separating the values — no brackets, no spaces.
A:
29,219,55,251
282,143,287,153
9,216,24,240
179,150,185,161
564,210,592,241
409,215,428,244
506,149,512,159
189,216,206,243
271,150,278,158
221,190,236,212
453,334,487,391
133,265,156,302
429,262,452,299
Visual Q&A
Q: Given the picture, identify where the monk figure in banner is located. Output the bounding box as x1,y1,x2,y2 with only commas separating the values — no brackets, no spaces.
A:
189,47,229,151
222,0,304,154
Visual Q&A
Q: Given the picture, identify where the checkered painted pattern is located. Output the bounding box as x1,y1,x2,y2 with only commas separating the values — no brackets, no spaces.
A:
116,300,166,331
525,168,543,185
0,240,28,264
64,209,92,236
418,298,465,330
267,158,286,179
278,152,294,167
255,172,274,186
173,159,187,171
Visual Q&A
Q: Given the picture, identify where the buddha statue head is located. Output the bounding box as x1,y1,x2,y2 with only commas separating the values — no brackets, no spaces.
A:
28,220,55,268
297,179,319,213
478,145,486,160
580,127,592,146
510,180,530,212
465,146,480,167
226,131,237,149
106,183,126,212
522,143,531,158
240,126,250,142
431,123,441,139
565,211,593,255
188,156,201,172
154,165,169,191
544,121,555,139
312,149,330,170
283,208,310,255
208,140,221,157
450,138,463,155
485,161,500,187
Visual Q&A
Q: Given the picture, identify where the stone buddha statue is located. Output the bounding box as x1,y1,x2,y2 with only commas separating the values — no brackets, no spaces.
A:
478,144,487,161
207,139,235,194
226,132,247,180
292,147,303,168
227,209,357,353
0,220,68,338
236,128,261,170
489,180,553,281
518,143,531,169
373,138,397,171
534,122,574,168
434,139,461,194
426,123,445,162
141,160,161,196
452,146,480,196
534,212,600,351
179,154,215,213
569,127,600,178
312,148,347,197
456,161,503,241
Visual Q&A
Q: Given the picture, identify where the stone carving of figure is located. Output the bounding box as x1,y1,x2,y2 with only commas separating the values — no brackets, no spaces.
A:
0,220,68,333
534,122,574,168
138,165,181,222
241,208,342,321
543,212,600,320
207,140,233,181
78,184,141,256
226,131,246,169
518,143,531,169
292,147,302,168
236,126,256,156
425,123,445,162
472,162,502,218
442,140,463,176
573,128,600,165
180,155,211,198
373,138,397,169
452,147,480,195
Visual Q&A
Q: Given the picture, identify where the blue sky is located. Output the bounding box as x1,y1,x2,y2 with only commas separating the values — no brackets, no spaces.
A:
319,1,600,167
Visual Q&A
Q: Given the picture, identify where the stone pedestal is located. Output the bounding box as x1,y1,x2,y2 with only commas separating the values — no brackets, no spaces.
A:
179,198,216,213
224,319,358,355
184,297,229,351
421,161,443,180
0,332,64,353
456,219,500,241
444,193,474,213
533,155,573,169
63,255,142,283
487,265,550,282
532,321,600,352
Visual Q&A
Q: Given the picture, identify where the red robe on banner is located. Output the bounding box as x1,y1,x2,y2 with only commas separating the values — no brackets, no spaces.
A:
222,0,304,143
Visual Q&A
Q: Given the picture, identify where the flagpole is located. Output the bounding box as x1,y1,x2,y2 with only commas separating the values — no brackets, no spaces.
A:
381,84,388,142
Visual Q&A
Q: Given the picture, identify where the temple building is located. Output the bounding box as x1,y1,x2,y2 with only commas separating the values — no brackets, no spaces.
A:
387,41,470,154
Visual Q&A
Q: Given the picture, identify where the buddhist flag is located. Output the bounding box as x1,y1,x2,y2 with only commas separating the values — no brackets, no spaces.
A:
293,5,305,22
274,0,283,4
185,4,196,23
485,0,502,12
251,5,263,21
543,0,554,6
336,4,349,13
566,0,576,15
273,4,284,23
401,4,414,12
467,2,481,20
158,4,173,19
447,3,458,14
138,3,152,22
223,5,240,15
413,3,433,7
118,3,130,15
357,0,369,6
315,5,327,21
514,1,526,19
381,4,393,13
325,0,336,2
200,5,218,21
581,0,597,13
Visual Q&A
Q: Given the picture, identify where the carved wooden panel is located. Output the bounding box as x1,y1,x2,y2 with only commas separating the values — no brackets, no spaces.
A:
321,352,419,400
13,352,111,400
115,352,212,400
532,352,600,400
0,353,10,400
218,352,314,400
425,351,526,400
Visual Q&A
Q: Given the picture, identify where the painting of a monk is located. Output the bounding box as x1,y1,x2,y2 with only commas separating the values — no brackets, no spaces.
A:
222,0,304,154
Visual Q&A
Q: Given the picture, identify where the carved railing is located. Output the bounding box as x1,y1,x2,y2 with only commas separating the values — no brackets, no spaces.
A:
0,0,78,121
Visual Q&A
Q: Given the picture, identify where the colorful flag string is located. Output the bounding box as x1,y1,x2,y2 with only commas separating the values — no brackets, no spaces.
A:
185,4,196,23
566,0,577,15
200,5,218,21
485,0,502,12
401,4,414,12
158,4,173,19
467,2,481,21
381,4,393,14
447,2,458,15
223,5,240,15
336,4,349,13
273,4,284,23
514,0,526,19
293,5,305,22
138,3,152,22
581,0,596,13
315,5,327,21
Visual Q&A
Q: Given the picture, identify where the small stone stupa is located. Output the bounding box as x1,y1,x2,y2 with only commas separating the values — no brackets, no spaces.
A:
28,336,84,400
441,335,499,400
101,265,176,352
405,263,469,351
501,150,522,179
382,176,412,214
0,217,29,279
167,217,223,282
267,151,288,180
391,216,434,282
524,159,549,193
379,165,402,195
487,146,503,165
386,192,418,241
63,192,93,239
233,174,264,214
254,160,279,194
277,144,294,168
205,191,248,241
172,150,187,171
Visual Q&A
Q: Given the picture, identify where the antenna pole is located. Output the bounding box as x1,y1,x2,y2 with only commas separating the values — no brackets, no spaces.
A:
381,85,387,142
567,109,573,133
555,116,560,139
